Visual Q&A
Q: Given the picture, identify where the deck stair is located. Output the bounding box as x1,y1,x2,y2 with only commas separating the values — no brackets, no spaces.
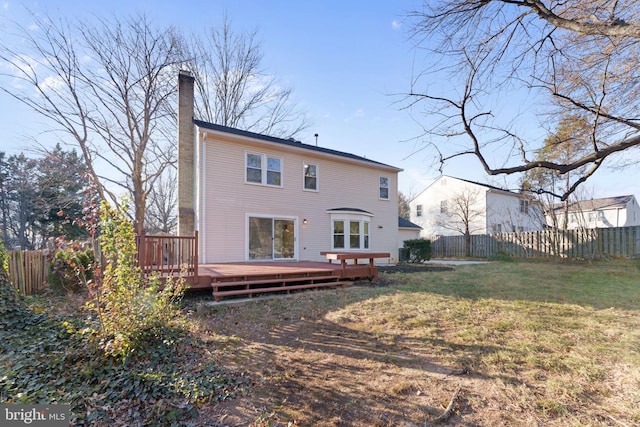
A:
211,271,348,301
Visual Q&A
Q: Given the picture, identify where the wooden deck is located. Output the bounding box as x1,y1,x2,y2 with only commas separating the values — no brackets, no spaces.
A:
134,233,389,301
192,260,380,301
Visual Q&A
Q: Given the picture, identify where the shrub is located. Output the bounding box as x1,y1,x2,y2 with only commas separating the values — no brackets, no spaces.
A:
87,200,186,360
49,246,95,292
488,250,513,262
403,239,432,263
0,205,247,425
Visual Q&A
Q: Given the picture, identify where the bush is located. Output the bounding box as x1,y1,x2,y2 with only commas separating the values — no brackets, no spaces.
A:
88,200,186,360
0,273,247,425
403,239,432,263
49,246,95,292
488,250,513,262
0,206,248,425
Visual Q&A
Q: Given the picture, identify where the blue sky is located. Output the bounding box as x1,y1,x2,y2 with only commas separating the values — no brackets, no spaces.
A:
1,0,638,201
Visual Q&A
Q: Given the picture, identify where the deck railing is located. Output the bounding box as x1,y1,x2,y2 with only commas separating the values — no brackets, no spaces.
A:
136,231,198,281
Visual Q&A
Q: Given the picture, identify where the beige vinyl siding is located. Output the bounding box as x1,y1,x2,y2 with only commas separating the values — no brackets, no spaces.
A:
197,129,399,263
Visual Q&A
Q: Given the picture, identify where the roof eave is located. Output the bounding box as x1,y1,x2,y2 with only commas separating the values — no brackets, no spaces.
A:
194,120,403,173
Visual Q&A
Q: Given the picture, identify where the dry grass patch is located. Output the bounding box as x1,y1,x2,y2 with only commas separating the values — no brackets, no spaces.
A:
190,260,640,426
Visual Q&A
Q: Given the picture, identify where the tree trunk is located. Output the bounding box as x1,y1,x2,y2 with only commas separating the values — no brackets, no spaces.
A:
465,230,471,257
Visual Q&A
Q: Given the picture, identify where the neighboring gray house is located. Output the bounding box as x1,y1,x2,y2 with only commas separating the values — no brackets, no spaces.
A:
550,195,640,229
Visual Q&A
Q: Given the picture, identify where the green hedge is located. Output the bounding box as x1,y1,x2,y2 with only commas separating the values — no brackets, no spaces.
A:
402,239,432,263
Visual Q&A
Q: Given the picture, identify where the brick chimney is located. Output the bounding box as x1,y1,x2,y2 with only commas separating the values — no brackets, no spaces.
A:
177,70,195,236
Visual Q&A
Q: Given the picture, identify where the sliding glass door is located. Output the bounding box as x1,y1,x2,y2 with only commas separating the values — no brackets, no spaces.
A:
248,216,296,260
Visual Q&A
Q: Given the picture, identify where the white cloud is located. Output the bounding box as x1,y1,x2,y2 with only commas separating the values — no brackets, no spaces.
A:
3,3,9,10
391,20,401,30
41,75,65,91
344,108,364,122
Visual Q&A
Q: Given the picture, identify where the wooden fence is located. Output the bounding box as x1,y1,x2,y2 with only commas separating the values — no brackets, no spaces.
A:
136,231,198,283
431,226,640,259
7,250,49,295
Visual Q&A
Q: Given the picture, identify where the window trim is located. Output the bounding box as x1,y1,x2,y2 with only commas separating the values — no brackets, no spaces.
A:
303,162,319,192
245,152,283,187
416,204,423,217
379,175,390,200
328,210,374,251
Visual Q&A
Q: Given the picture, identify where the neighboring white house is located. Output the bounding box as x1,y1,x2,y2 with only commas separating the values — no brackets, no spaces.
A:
409,175,543,238
176,71,402,264
550,195,640,230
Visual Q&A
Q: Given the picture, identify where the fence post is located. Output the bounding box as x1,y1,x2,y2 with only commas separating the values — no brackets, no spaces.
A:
137,230,146,273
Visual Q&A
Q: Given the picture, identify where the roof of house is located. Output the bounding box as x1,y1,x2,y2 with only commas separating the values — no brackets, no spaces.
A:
552,195,635,213
327,207,374,215
411,175,525,201
398,216,422,229
193,119,402,171
454,176,519,194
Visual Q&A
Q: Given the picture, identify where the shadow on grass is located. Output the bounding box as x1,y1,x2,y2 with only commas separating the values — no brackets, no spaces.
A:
190,262,640,426
194,283,527,425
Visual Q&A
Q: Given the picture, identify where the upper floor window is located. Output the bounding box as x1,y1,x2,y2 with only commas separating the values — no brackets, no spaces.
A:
379,176,389,200
246,153,282,187
416,204,423,217
440,200,448,214
303,163,318,191
520,199,529,214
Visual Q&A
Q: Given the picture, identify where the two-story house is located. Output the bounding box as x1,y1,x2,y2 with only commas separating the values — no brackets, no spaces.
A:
550,195,640,230
409,175,543,238
176,71,402,264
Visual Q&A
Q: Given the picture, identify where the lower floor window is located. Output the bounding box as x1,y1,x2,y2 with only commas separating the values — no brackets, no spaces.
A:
333,219,370,250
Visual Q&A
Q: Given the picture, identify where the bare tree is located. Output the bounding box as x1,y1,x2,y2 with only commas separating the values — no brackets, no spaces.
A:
0,12,182,233
436,188,485,256
398,191,411,219
145,167,177,234
405,0,640,201
186,16,311,139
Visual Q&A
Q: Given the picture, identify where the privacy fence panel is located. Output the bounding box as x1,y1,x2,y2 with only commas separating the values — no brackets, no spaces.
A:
7,250,49,295
431,226,640,259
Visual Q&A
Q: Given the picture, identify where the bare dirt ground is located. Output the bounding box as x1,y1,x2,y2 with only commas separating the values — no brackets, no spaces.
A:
186,262,639,426
188,266,507,427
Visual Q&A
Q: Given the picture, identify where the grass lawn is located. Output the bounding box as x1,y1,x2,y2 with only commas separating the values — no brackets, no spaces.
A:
190,259,640,426
3,259,639,426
